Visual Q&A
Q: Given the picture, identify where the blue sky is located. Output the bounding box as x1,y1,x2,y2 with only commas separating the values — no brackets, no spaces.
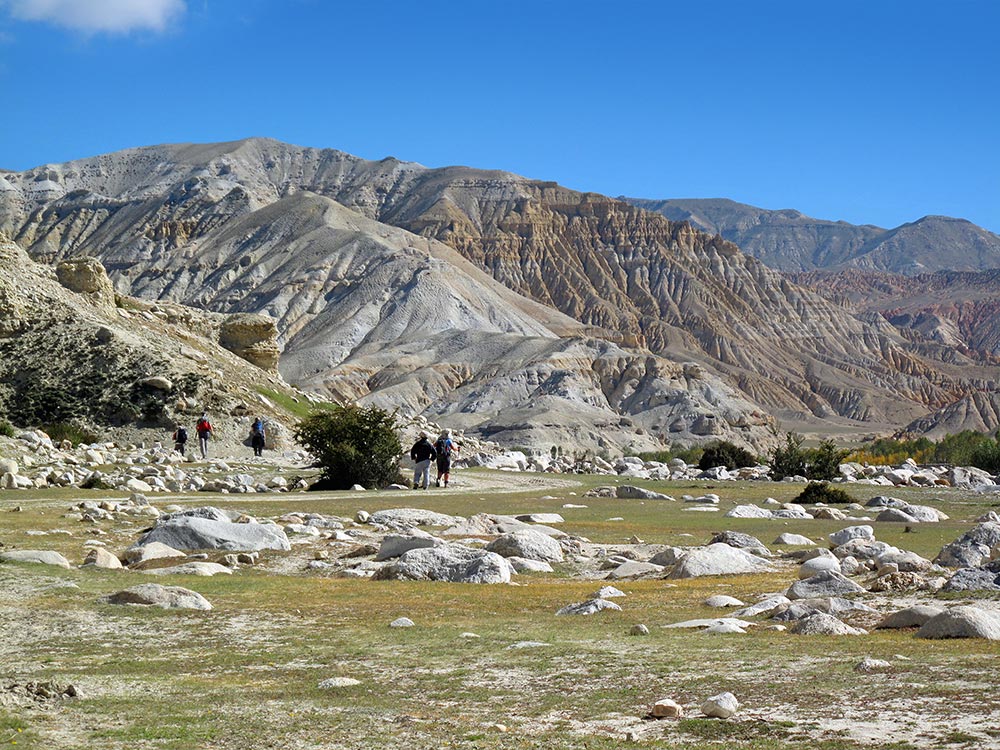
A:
1,0,997,232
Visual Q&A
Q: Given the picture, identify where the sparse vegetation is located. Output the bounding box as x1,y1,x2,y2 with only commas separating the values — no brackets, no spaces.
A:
0,418,14,437
638,445,705,465
847,430,1000,472
40,421,100,446
771,434,850,481
294,404,403,489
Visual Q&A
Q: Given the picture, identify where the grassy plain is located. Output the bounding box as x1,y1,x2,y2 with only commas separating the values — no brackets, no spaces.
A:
1,471,999,749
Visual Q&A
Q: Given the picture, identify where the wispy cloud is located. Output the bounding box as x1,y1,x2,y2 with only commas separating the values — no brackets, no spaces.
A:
3,0,186,34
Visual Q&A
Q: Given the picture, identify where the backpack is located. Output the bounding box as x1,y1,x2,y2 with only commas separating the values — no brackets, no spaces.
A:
175,427,187,442
435,438,452,457
196,418,210,434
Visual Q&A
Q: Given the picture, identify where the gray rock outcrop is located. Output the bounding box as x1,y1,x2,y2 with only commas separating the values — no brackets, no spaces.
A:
373,545,513,584
105,583,212,610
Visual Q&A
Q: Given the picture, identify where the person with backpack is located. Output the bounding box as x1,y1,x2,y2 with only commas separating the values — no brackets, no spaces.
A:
171,424,188,456
434,429,459,487
409,431,437,489
250,416,266,457
195,413,213,459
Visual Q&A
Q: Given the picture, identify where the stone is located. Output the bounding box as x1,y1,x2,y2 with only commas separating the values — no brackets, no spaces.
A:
370,508,463,530
514,513,565,524
629,624,650,636
318,677,361,688
125,478,153,493
606,560,664,580
390,617,415,628
789,613,866,636
701,692,739,719
593,585,627,598
876,550,932,573
556,598,623,615
731,596,791,618
105,583,211,610
486,529,564,562
917,606,1000,640
668,543,774,579
663,617,754,630
854,657,892,673
876,605,945,629
786,571,865,600
934,522,1000,568
704,595,745,608
142,562,233,576
373,545,513,584
55,256,115,306
219,312,280,370
616,485,672,500
375,531,442,561
941,566,1000,592
798,556,841,579
508,557,554,573
650,698,684,718
774,533,815,546
355,510,371,523
350,484,366,492
710,531,769,555
81,547,123,569
828,526,875,547
124,541,187,566
136,507,291,551
705,622,747,634
0,550,71,569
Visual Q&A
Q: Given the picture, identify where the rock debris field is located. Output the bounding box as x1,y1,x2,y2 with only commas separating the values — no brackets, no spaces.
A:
2,437,1000,748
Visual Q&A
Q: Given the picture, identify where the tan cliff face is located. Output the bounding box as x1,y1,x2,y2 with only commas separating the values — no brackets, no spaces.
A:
0,138,996,441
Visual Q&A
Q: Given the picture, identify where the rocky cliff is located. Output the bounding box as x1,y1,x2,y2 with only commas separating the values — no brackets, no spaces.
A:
1,138,996,440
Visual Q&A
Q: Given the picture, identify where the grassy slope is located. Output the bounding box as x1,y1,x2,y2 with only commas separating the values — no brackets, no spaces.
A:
2,472,1000,749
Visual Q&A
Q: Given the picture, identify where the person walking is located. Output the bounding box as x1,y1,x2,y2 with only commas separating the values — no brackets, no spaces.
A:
195,413,213,460
171,424,188,456
409,431,436,489
434,429,459,487
250,416,266,457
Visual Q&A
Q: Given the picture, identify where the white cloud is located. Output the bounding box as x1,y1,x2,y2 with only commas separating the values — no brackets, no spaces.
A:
5,0,186,33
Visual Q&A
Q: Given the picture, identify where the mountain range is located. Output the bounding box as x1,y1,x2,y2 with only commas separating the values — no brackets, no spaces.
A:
1,138,998,449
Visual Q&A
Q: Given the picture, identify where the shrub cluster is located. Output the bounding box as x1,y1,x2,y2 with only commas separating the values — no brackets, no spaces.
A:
295,405,403,490
794,482,855,505
846,430,1000,473
697,441,758,471
770,434,849,481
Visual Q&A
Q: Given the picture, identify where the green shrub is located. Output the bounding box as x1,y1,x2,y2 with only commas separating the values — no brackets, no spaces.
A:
794,482,855,505
637,445,704,465
808,439,850,480
0,419,14,437
770,432,807,480
970,437,1000,474
295,405,403,490
698,440,757,471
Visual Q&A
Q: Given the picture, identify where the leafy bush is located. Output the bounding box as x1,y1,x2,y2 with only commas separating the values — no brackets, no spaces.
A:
0,419,14,438
698,440,757,470
846,430,1000,469
637,445,705,466
794,482,855,505
770,433,849,481
295,405,403,490
969,437,1000,474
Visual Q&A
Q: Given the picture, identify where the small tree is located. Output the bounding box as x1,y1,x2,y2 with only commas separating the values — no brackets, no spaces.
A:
295,405,402,490
698,440,757,471
770,432,807,480
807,439,850,481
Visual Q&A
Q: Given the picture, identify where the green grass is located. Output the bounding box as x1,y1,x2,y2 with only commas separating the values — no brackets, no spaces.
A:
256,387,337,421
3,471,1000,748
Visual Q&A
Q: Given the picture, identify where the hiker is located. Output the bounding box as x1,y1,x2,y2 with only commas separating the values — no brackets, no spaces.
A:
171,424,188,456
195,413,213,459
409,431,437,489
250,416,266,457
434,429,459,487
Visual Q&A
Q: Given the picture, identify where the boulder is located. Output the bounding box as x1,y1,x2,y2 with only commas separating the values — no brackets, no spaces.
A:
219,312,281,370
876,508,919,523
786,571,865,600
789,613,866,636
555,598,623,616
731,596,790,618
774,533,815,546
514,513,565,524
104,583,211,610
934,522,1000,568
650,698,684,719
124,541,187,566
375,531,442,561
55,256,115,306
371,508,464,530
917,606,1000,640
135,507,290,552
828,526,875,547
373,545,513,584
876,605,945,629
142,562,233,576
616,485,672,500
875,549,932,572
709,531,769,555
798,556,841,579
704,595,745,608
941,565,1000,592
508,557,554,573
486,529,564,563
668,543,774,579
0,550,71,569
701,692,740,719
81,548,123,570
605,560,664,580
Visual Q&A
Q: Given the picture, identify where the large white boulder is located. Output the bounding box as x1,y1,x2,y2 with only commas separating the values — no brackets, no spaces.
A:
667,543,774,579
373,545,513,584
135,507,290,552
104,583,212,610
486,529,564,563
917,606,1000,640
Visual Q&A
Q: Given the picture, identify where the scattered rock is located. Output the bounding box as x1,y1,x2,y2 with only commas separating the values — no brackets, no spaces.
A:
701,692,739,719
556,598,623,616
789,613,866,636
650,698,684,718
105,583,212,610
917,606,1000,640
390,617,415,628
0,550,72,569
